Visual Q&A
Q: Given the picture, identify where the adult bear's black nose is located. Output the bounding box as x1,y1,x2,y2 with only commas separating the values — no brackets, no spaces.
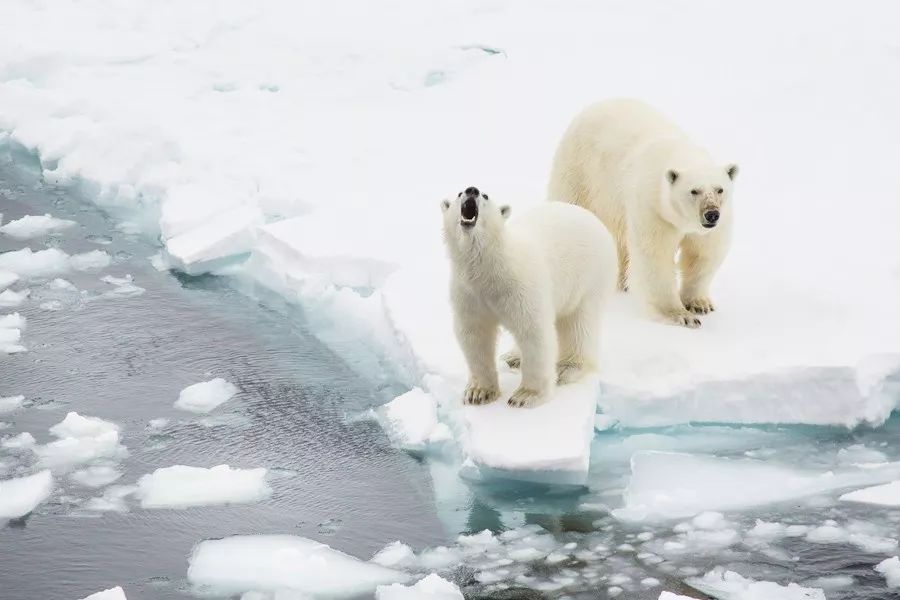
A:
704,209,720,223
464,186,480,198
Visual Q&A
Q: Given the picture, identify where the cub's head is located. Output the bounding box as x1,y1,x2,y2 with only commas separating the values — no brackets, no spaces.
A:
440,186,510,248
662,164,738,234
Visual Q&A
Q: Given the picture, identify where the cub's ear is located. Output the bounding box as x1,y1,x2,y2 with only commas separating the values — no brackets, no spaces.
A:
440,199,451,212
725,163,739,181
500,205,511,219
666,169,679,184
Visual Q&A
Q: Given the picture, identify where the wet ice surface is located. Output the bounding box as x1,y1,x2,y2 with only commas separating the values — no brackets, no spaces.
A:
3,164,900,600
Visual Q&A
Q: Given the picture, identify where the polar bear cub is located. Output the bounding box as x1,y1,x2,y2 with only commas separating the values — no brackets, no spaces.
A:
442,186,617,408
548,99,738,328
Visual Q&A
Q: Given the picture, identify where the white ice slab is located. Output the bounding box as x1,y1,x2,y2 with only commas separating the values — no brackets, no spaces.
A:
0,248,70,279
0,270,18,291
0,470,53,519
187,535,408,597
50,411,119,438
136,464,271,508
36,412,127,470
876,557,900,588
688,568,825,600
70,250,111,271
0,312,25,330
615,451,900,521
175,378,239,413
840,481,900,507
0,395,25,413
0,288,29,308
376,574,464,600
81,587,127,600
2,432,36,449
378,388,451,452
0,214,76,239
165,206,263,274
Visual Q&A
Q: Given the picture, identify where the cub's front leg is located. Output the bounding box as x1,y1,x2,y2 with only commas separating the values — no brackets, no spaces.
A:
452,287,500,405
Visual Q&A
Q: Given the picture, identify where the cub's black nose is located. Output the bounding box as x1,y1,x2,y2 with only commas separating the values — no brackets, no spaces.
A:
464,186,480,197
704,210,720,223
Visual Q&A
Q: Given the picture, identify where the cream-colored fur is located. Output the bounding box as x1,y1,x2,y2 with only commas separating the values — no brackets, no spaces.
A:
548,98,738,328
442,188,616,408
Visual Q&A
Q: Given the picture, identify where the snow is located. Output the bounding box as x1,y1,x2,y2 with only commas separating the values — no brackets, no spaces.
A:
0,248,70,279
187,535,408,596
136,464,271,508
615,451,900,521
378,388,451,452
688,568,826,600
70,250,111,272
840,481,900,507
0,213,76,239
0,395,25,413
0,470,53,519
36,412,127,470
0,288,29,308
174,378,239,413
875,557,900,588
80,587,127,600
376,574,463,600
0,270,18,291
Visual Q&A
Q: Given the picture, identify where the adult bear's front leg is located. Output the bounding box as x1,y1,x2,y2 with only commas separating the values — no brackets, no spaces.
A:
680,228,730,315
629,225,701,328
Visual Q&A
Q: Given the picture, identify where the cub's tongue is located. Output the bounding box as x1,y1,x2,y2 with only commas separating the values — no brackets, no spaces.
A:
461,197,478,220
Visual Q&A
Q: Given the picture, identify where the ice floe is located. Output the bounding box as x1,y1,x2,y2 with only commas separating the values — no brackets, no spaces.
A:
0,247,70,279
0,470,53,519
876,556,900,588
84,485,136,512
688,568,826,600
2,431,36,449
187,535,408,596
378,388,451,452
35,412,127,470
80,587,127,600
174,378,238,413
376,574,463,600
136,464,271,508
0,213,76,239
0,311,28,353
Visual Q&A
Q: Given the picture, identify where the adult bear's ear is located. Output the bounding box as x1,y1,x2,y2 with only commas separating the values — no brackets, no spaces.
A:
666,169,679,184
500,205,511,219
440,199,450,212
725,164,739,181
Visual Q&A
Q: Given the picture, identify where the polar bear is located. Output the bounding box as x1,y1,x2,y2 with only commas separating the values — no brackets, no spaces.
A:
547,99,738,328
441,186,617,408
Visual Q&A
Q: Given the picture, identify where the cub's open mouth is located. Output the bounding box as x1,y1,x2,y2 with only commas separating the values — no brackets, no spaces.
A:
702,222,717,229
460,197,478,227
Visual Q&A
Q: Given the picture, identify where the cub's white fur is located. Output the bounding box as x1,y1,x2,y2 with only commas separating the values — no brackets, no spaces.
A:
548,98,738,328
442,188,616,408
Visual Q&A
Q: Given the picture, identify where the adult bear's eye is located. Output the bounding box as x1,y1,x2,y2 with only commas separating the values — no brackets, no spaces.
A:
690,189,701,196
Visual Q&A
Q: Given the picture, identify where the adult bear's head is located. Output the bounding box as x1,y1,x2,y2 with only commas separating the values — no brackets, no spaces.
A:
662,164,738,234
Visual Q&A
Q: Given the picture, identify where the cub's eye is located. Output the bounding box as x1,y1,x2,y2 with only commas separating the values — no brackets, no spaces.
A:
690,189,701,196
482,194,489,200
716,187,724,194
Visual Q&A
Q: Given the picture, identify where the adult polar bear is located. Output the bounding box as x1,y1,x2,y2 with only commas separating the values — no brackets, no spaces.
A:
442,187,616,408
548,99,738,328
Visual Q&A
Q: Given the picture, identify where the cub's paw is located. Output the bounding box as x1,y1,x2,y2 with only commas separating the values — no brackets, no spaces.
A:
683,296,715,314
500,350,521,369
508,387,547,408
463,383,499,406
663,309,702,329
556,362,584,385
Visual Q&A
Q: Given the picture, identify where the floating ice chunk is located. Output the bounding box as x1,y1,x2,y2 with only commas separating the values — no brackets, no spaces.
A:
187,535,408,596
0,288,30,308
2,432,36,449
876,557,900,588
616,451,900,520
36,413,127,470
688,568,826,600
101,274,134,286
50,412,119,439
376,574,463,600
136,464,271,508
803,521,898,554
371,542,416,568
147,418,169,431
0,270,18,291
692,512,728,530
70,465,123,488
40,300,63,311
48,277,77,291
0,326,21,345
0,214,76,239
0,312,25,330
837,444,888,465
805,576,854,590
84,485,135,512
0,395,25,413
0,248,70,279
659,593,700,600
175,378,239,413
80,586,127,600
840,481,900,506
70,250,111,272
0,470,53,519
165,205,264,274
379,388,449,452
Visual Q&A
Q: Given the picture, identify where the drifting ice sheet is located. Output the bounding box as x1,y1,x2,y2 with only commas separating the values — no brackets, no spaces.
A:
187,535,408,596
136,464,271,508
0,470,53,519
0,214,76,239
175,378,239,413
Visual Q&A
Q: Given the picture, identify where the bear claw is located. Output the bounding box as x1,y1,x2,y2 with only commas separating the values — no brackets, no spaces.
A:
508,387,546,408
463,383,499,405
665,310,702,329
684,297,715,314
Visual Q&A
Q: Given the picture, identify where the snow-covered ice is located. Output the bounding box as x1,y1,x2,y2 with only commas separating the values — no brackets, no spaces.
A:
174,378,239,413
688,568,826,600
376,574,463,600
840,481,900,507
136,464,271,508
187,535,408,596
80,587,127,600
0,247,70,279
378,388,451,452
0,470,53,519
875,557,900,588
0,213,76,239
0,395,24,413
70,250,111,272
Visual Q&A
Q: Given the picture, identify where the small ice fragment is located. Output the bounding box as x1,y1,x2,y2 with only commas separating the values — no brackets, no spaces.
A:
48,278,77,291
805,525,846,544
2,432,36,449
175,378,239,413
36,413,127,470
0,270,19,291
147,418,169,431
688,567,826,600
50,412,119,439
71,465,123,488
0,288,30,308
840,481,900,506
80,586,127,600
101,274,134,285
84,485,136,512
0,312,24,330
0,395,24,413
457,530,499,548
136,464,271,508
371,541,416,568
70,250,111,272
876,557,900,588
507,547,546,562
40,300,63,311
658,593,700,600
0,470,53,518
376,573,463,599
187,535,408,596
692,511,727,530
0,248,70,279
378,388,447,452
641,577,661,588
0,214,76,239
